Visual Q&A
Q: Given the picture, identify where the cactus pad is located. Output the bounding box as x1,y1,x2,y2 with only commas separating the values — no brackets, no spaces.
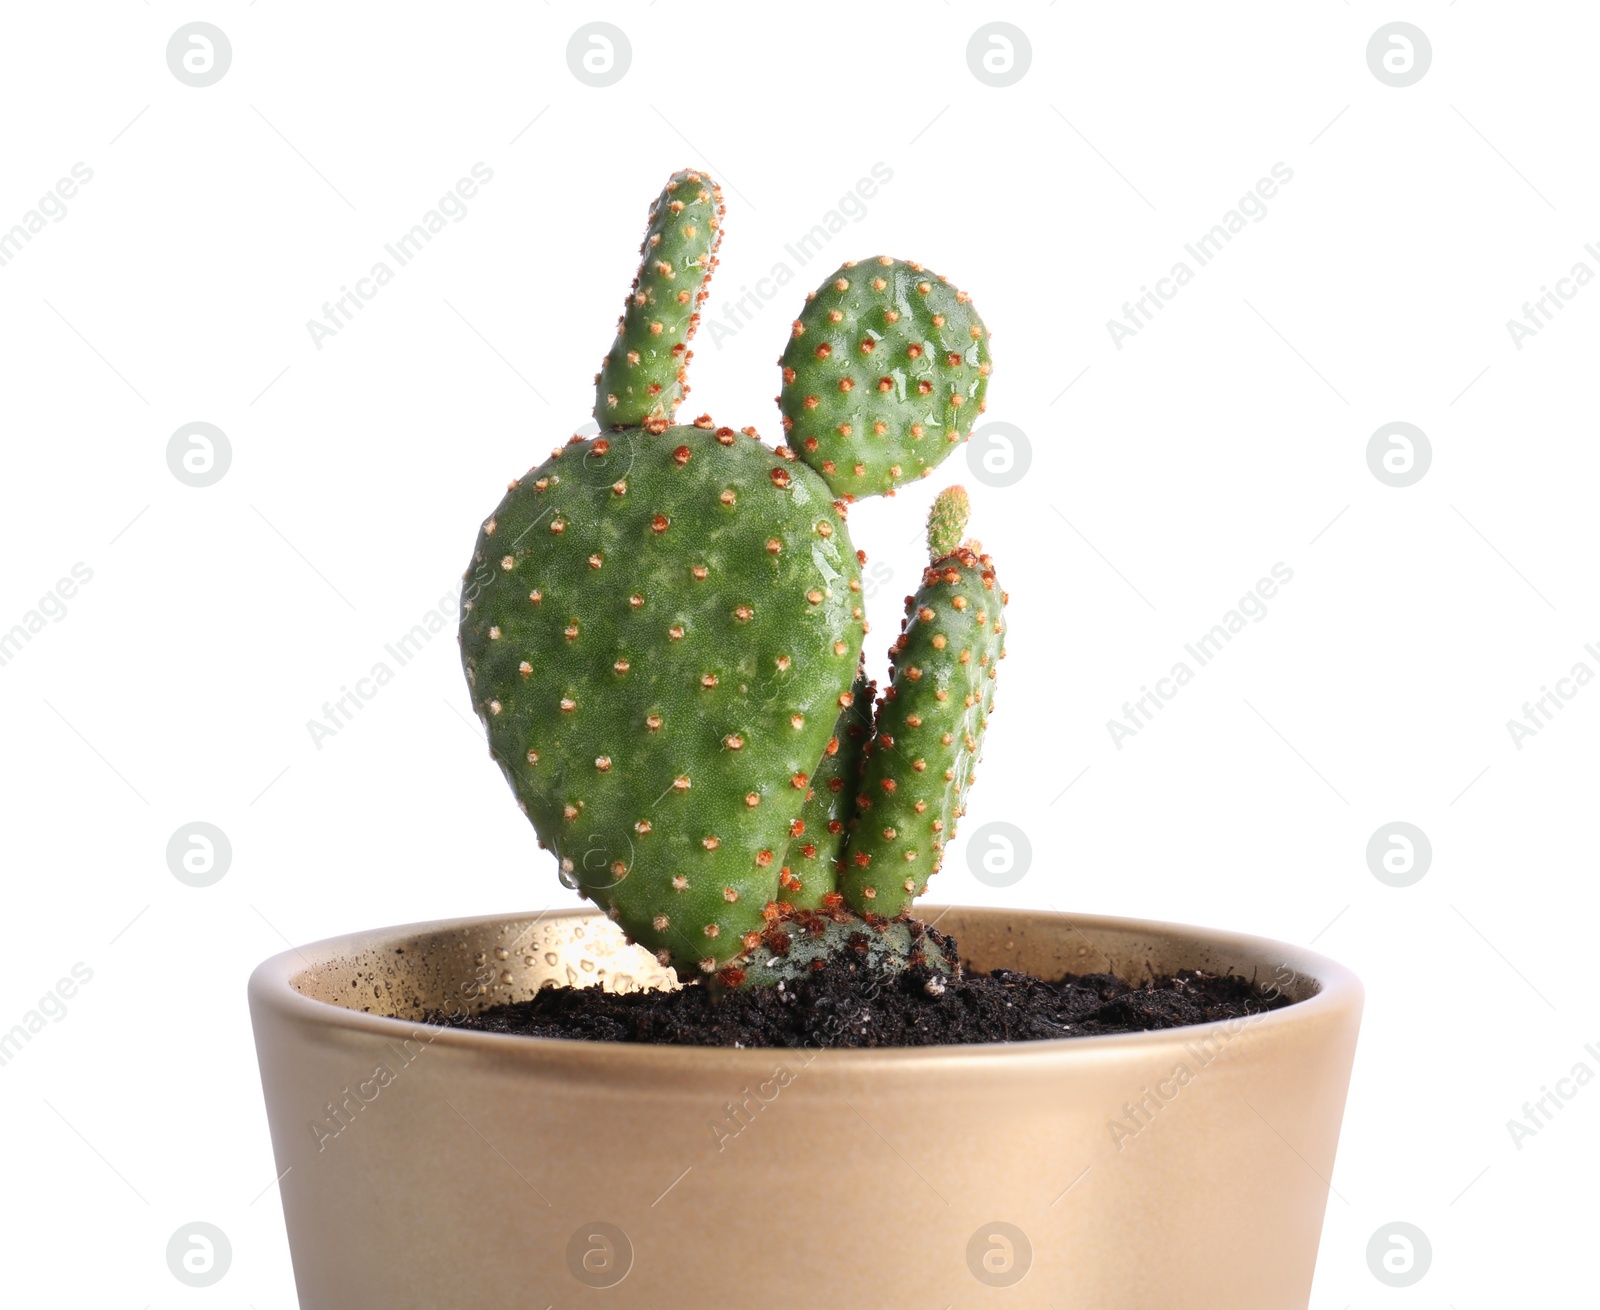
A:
461,421,865,976
595,170,724,431
779,257,991,499
841,536,1006,918
776,663,875,909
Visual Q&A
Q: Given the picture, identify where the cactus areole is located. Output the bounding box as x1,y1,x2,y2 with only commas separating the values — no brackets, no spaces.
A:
460,169,1006,987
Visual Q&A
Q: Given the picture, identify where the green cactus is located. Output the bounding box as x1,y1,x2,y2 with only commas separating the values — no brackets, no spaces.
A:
595,170,723,431
776,663,875,910
461,420,865,978
737,908,958,989
779,258,991,500
461,171,1003,987
839,490,1007,919
925,483,970,559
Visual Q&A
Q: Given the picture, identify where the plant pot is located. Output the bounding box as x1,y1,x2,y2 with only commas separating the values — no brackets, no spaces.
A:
249,906,1361,1309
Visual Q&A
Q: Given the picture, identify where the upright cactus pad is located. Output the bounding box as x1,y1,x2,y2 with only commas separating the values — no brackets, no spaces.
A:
463,170,1004,989
461,421,865,976
595,170,724,431
780,258,991,499
776,663,875,910
840,500,1006,919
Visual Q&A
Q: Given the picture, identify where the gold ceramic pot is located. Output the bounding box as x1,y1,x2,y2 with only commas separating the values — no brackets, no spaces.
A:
249,906,1361,1309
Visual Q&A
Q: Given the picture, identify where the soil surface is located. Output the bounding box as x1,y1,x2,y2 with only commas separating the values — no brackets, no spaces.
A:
433,931,1292,1048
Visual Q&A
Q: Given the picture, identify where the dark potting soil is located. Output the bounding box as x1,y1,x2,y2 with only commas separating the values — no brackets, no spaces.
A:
433,928,1292,1048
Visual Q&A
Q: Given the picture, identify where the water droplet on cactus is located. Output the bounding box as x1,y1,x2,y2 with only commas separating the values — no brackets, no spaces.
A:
557,865,580,890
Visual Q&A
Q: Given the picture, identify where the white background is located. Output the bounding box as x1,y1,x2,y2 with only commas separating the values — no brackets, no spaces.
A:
0,2,1592,1304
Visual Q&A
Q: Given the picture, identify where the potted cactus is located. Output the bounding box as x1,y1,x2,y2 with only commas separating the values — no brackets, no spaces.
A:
250,170,1362,1309
459,169,1000,990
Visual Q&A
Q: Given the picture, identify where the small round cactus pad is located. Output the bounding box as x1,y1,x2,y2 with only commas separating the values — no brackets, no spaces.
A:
780,257,991,499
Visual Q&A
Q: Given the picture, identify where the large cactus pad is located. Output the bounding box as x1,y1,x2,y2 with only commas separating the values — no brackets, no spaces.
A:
461,421,865,975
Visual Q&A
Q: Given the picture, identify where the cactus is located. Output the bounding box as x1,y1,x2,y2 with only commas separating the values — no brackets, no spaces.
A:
925,483,970,558
839,488,1006,918
460,421,865,979
595,170,723,431
775,663,875,910
461,171,1004,987
779,258,991,499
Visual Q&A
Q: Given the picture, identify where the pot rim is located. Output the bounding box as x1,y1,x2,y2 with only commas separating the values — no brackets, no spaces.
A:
248,905,1362,1075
